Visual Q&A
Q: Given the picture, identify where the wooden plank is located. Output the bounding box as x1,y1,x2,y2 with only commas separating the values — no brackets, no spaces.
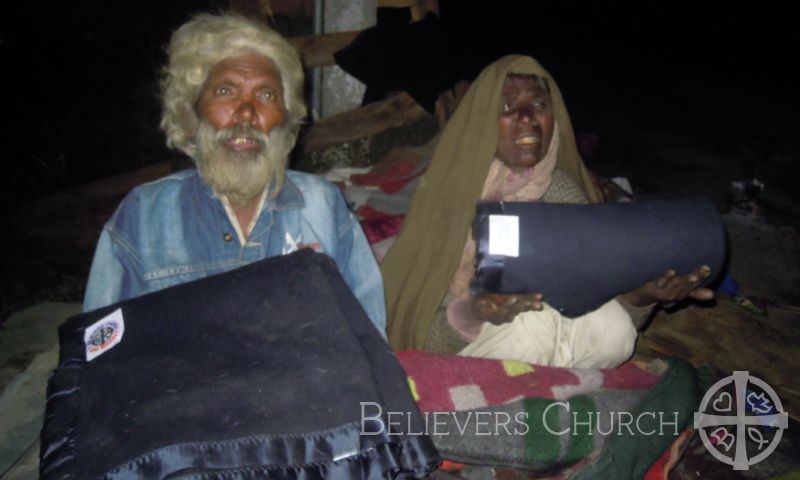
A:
287,31,360,68
301,92,431,153
642,298,800,422
18,162,173,250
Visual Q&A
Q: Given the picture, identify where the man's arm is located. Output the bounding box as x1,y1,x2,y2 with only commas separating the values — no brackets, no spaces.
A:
83,227,143,312
333,197,388,338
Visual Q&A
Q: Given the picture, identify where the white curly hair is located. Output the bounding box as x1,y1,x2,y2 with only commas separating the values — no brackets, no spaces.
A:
160,13,306,159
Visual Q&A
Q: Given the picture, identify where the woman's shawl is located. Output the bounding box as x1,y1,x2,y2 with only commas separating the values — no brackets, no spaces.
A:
382,55,603,351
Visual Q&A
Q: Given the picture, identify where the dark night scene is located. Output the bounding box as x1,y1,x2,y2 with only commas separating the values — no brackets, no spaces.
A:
1,1,798,478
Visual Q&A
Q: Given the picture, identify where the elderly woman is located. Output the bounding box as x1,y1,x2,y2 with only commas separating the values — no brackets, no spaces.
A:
382,55,712,368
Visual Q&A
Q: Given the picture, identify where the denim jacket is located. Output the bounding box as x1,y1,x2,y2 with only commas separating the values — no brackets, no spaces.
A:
83,169,387,336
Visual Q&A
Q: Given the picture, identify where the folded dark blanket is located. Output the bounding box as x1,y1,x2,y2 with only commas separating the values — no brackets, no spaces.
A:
40,249,439,479
472,196,726,317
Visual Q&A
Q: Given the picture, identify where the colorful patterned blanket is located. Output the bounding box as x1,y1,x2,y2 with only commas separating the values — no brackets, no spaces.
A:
397,351,704,479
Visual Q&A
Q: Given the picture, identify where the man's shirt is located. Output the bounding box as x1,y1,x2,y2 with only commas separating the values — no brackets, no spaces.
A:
83,168,387,336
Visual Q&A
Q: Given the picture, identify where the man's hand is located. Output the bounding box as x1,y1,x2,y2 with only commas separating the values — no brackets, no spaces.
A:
471,292,544,325
621,265,714,308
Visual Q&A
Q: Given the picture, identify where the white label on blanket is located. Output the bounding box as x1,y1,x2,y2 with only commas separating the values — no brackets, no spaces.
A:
488,215,519,257
84,308,125,361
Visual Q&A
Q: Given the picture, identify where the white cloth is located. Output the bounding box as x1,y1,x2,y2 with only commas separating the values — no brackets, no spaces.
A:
458,299,637,369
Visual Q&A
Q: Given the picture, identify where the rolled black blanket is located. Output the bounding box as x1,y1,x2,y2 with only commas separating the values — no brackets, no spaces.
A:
471,196,726,317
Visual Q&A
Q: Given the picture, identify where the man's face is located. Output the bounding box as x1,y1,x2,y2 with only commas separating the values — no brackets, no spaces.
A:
197,53,286,148
495,75,555,172
193,53,294,204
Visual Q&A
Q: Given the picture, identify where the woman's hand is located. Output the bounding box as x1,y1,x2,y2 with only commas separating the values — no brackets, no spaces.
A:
621,265,715,308
471,292,544,325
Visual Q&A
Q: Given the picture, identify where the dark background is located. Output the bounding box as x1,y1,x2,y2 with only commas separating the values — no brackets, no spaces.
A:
2,1,797,205
3,0,221,211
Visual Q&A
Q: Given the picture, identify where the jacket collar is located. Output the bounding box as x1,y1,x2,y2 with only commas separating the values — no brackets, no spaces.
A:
195,169,305,212
270,173,304,211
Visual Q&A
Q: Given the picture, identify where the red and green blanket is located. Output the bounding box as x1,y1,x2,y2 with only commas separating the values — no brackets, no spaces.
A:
397,351,704,479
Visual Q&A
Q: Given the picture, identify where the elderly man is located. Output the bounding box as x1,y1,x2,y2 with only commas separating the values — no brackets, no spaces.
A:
83,13,386,335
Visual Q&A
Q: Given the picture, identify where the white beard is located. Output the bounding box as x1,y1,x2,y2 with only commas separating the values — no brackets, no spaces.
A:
195,121,294,205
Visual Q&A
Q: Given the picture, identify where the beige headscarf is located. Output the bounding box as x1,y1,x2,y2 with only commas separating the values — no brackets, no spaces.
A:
382,55,603,351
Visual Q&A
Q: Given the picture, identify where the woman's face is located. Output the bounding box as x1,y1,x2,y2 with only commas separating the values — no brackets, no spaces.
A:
495,74,555,172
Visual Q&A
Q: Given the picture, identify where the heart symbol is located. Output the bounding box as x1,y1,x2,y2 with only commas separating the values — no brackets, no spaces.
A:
713,392,733,412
